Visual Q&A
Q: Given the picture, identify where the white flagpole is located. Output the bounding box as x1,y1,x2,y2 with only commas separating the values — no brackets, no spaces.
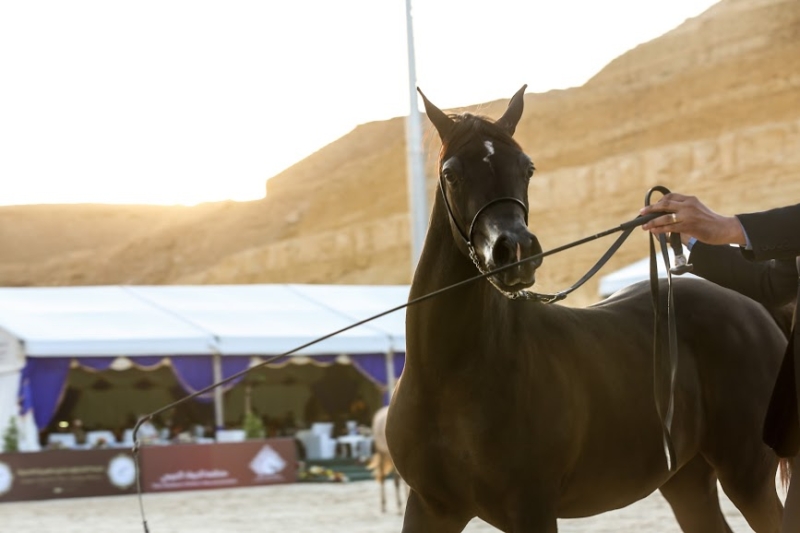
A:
404,0,428,276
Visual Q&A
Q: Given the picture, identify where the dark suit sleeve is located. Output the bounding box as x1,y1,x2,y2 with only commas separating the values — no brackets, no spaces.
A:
689,242,798,309
738,204,800,261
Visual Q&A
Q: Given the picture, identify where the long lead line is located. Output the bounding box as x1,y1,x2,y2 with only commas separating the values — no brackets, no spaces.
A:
132,209,665,532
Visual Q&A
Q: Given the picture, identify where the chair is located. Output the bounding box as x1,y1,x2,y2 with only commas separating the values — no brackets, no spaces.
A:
311,422,334,437
120,428,134,447
296,424,337,460
355,435,374,460
311,422,337,458
47,433,77,449
216,429,246,442
86,430,117,448
336,434,366,459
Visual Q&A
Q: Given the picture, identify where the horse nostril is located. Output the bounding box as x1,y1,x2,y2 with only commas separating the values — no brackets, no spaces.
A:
491,236,516,266
529,235,543,269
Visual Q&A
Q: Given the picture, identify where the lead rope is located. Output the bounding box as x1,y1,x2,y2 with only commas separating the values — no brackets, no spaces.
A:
468,185,689,472
467,224,636,303
646,185,693,472
131,192,684,531
438,170,646,303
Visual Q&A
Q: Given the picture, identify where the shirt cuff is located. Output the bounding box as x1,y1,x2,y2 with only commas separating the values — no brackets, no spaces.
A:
735,215,752,250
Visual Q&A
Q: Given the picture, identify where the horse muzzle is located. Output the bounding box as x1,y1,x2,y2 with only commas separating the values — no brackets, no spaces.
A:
480,230,542,292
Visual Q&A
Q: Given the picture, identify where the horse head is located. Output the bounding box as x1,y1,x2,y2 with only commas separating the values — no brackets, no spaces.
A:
418,85,543,295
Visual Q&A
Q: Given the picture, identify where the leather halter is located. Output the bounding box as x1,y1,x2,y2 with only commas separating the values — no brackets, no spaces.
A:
437,175,528,249
437,175,548,300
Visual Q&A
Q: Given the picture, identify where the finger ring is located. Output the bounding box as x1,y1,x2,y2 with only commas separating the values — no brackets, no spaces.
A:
670,213,678,224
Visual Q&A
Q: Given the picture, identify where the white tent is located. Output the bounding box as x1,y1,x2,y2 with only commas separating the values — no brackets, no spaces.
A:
0,286,216,357
124,284,406,356
0,284,410,445
598,252,701,299
0,284,409,357
285,284,405,353
0,324,26,451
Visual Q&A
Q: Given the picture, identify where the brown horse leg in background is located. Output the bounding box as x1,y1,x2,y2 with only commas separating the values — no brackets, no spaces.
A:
367,449,404,514
368,405,406,514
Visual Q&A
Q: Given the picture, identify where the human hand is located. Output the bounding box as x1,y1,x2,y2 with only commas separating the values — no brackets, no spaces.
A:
639,192,747,246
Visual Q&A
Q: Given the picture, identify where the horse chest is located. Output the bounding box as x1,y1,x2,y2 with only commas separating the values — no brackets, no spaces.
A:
389,370,563,503
392,416,502,506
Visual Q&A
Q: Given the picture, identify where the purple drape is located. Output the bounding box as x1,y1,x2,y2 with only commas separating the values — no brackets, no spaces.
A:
251,354,340,366
24,356,169,430
131,356,169,369
349,352,405,405
21,358,72,430
222,356,252,385
170,355,252,402
22,355,249,428
18,377,34,415
22,352,404,430
170,355,213,400
75,357,113,371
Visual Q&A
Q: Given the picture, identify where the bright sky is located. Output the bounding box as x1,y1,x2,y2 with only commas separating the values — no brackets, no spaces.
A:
0,0,720,206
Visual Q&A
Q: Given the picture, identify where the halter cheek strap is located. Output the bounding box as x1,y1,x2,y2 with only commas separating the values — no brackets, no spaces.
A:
438,175,642,304
438,176,554,300
437,177,529,248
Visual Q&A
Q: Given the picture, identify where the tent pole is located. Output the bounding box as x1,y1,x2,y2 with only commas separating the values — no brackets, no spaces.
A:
384,348,397,404
212,351,224,430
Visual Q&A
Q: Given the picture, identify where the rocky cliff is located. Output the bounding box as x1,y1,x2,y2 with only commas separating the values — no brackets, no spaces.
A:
2,0,799,308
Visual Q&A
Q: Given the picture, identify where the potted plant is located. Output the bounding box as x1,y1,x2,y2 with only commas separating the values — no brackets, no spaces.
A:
2,417,19,453
243,411,265,440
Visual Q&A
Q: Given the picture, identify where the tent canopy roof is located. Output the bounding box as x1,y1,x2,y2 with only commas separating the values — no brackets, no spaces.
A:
0,284,409,357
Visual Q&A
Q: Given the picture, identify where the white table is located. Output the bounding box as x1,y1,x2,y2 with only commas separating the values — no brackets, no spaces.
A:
336,435,373,460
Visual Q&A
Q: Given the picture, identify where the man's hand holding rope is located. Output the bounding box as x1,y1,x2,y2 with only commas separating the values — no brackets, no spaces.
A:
639,192,748,247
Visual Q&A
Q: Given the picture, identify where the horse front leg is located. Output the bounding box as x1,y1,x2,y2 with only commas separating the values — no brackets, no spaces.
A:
506,510,558,533
401,490,471,533
504,493,559,533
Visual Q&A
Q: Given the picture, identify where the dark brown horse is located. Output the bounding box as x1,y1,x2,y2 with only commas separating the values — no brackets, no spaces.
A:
386,86,789,532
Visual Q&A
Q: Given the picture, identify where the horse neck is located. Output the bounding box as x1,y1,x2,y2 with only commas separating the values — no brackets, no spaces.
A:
410,193,485,299
406,195,519,366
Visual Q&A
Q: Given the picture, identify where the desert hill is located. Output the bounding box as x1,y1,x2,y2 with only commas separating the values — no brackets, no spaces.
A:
2,0,799,307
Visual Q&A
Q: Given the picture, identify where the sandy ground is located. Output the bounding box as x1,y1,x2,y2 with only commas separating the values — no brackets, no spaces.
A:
2,479,768,533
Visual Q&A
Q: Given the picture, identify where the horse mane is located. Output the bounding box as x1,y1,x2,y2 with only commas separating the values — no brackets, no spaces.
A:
438,113,522,166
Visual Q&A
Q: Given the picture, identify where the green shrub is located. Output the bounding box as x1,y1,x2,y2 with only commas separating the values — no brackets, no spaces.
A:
243,411,265,440
2,417,19,453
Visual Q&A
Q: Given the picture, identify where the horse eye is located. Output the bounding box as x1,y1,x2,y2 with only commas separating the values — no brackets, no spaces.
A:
442,168,458,182
526,162,535,178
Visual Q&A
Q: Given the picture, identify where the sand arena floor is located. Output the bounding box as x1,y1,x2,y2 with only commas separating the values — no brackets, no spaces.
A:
3,479,767,532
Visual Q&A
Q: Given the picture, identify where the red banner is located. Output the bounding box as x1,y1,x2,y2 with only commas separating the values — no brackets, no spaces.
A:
139,438,297,493
0,448,138,502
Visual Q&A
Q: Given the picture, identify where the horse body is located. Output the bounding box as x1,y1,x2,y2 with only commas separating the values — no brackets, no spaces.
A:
386,87,787,533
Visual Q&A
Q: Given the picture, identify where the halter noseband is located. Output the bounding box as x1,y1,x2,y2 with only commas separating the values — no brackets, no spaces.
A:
437,176,529,249
437,175,560,301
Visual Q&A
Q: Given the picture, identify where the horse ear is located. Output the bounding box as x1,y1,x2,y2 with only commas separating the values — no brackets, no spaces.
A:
417,88,454,140
495,84,527,136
